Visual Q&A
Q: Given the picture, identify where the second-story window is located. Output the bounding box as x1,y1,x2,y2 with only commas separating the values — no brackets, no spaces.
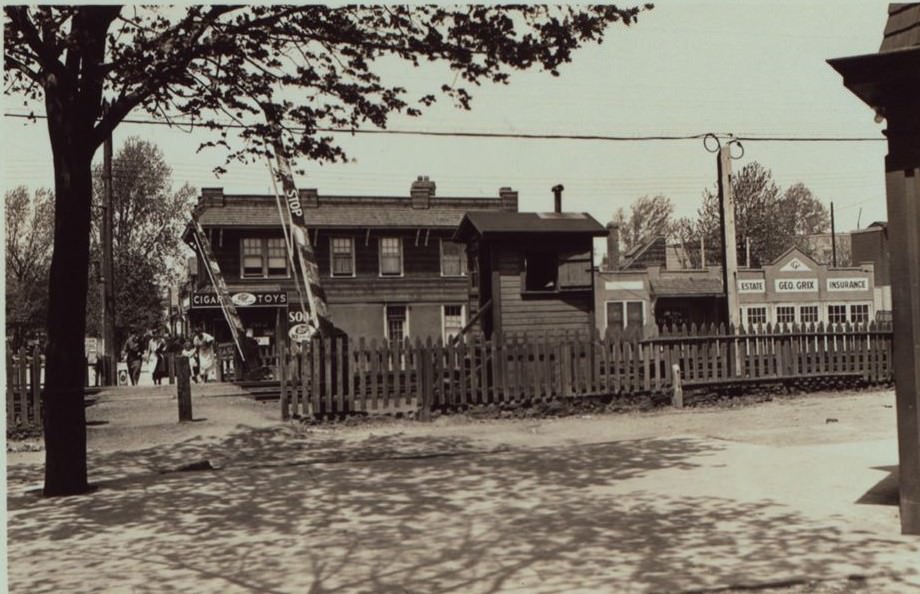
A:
441,240,465,277
330,237,355,277
241,237,289,279
379,237,403,276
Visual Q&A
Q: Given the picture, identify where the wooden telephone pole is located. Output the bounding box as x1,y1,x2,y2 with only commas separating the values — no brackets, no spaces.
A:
713,139,741,329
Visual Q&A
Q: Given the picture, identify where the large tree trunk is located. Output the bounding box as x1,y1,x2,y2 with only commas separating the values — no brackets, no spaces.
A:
42,92,95,496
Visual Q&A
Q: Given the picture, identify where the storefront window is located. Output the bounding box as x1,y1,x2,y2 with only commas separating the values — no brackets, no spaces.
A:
745,306,767,326
850,304,869,324
800,305,819,325
606,301,644,330
776,306,795,325
828,304,847,325
386,305,407,341
443,305,464,340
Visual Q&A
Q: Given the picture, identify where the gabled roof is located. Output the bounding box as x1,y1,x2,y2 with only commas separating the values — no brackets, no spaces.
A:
453,211,608,242
768,245,822,270
194,195,507,229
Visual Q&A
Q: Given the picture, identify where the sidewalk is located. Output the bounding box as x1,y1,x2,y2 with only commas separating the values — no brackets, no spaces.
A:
6,388,920,594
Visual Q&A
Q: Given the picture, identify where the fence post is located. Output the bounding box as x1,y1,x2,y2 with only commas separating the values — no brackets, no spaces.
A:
168,351,176,385
31,345,42,427
176,355,193,422
671,363,683,409
418,338,432,422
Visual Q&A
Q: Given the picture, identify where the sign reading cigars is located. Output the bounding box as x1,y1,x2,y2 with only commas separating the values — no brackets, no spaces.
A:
192,291,288,309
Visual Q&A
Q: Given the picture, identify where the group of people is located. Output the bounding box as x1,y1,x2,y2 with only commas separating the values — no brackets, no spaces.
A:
121,327,217,385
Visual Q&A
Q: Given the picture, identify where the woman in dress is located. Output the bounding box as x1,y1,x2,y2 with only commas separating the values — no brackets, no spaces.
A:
193,330,216,383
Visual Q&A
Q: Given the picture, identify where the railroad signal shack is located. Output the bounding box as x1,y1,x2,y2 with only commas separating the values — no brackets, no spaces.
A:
453,211,608,339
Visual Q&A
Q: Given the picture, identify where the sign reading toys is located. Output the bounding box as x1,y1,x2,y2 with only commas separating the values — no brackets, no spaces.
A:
775,278,818,293
191,291,288,308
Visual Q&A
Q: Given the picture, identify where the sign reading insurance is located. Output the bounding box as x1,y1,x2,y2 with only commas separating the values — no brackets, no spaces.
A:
191,291,288,308
827,278,869,291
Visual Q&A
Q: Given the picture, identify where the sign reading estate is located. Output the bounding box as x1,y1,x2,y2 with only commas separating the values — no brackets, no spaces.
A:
191,291,288,309
775,278,818,293
737,279,765,293
827,278,869,292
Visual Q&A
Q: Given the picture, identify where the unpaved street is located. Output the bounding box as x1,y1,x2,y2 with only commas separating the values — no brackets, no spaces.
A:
6,387,920,594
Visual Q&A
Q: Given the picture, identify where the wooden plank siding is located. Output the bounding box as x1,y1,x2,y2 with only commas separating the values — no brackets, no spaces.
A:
494,248,594,336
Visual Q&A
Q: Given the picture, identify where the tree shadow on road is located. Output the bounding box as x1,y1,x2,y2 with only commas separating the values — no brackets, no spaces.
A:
7,426,918,594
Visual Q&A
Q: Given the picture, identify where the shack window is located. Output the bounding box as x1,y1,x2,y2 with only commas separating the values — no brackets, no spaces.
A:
524,252,558,292
558,250,593,289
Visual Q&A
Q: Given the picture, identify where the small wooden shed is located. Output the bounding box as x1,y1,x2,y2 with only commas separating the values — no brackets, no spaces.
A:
453,211,608,339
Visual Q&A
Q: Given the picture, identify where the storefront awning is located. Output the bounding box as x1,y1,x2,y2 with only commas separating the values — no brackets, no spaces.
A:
650,277,723,297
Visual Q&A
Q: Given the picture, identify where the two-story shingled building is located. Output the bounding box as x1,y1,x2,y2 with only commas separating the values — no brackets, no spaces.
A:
184,177,517,350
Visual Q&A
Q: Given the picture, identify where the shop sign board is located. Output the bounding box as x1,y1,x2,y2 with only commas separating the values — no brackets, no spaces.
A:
775,278,818,293
827,278,869,292
191,291,287,309
737,279,766,293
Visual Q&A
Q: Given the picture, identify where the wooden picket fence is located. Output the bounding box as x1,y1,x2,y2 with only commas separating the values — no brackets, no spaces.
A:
6,345,44,430
280,321,894,419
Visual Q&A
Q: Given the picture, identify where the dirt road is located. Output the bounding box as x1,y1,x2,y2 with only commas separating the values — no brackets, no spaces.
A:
6,387,919,594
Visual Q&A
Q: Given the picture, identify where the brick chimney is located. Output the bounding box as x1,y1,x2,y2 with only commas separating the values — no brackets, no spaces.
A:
200,187,225,206
606,222,620,270
499,187,518,212
411,176,436,209
299,188,318,208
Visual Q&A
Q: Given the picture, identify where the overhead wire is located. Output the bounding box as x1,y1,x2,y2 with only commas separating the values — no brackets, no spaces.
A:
2,111,885,143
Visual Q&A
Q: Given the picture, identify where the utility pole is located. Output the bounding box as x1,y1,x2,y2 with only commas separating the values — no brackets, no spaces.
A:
102,121,116,385
716,143,741,329
830,201,837,268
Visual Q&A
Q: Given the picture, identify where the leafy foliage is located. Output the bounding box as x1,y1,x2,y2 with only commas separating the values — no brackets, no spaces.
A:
611,194,676,256
4,186,54,347
5,5,650,169
4,4,650,495
692,162,830,268
84,138,195,344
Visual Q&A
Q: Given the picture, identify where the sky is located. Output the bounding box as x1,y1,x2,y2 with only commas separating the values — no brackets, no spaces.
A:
2,2,893,244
